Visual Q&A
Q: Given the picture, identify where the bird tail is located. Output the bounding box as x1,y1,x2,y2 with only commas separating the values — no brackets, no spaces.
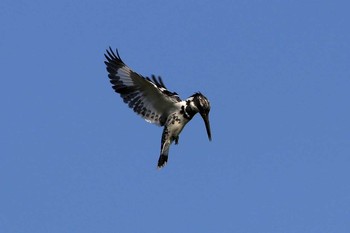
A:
157,154,168,169
158,126,172,169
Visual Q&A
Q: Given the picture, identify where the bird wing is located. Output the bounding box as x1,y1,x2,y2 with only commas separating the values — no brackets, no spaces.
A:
104,48,181,126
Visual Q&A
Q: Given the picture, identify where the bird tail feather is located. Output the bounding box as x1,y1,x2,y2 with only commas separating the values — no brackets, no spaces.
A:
157,154,168,169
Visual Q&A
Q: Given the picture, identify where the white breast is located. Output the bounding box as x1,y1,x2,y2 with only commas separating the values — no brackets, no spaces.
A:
165,112,190,138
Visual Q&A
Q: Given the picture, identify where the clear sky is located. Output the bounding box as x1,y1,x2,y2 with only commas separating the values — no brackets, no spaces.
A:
1,0,350,232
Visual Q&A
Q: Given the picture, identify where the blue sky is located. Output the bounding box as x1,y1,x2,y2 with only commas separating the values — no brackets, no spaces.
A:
1,0,350,232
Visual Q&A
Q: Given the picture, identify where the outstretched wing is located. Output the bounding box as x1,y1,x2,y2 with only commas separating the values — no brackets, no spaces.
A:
104,47,181,126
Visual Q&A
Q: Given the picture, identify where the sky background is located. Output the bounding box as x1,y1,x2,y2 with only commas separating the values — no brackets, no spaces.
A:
1,0,350,232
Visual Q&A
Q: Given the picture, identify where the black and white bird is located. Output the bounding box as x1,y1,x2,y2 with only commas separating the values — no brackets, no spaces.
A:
104,48,211,168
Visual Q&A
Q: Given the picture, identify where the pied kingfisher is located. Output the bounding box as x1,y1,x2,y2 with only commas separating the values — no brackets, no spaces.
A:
104,48,211,168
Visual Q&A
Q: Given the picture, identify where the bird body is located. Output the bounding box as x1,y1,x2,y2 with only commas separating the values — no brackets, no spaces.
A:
104,48,211,168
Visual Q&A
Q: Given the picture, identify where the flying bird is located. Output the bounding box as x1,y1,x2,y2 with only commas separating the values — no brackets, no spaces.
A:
104,48,211,168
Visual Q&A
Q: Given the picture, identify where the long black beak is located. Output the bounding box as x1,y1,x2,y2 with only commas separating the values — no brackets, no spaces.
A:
201,113,212,141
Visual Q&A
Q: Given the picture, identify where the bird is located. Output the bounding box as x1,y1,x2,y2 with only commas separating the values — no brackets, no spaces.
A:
104,47,211,168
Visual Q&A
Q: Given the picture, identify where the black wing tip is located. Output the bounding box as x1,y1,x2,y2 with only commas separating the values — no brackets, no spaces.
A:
104,46,124,64
145,75,181,102
147,75,166,89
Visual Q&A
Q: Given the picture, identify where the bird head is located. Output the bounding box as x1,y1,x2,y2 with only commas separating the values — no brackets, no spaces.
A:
191,92,212,141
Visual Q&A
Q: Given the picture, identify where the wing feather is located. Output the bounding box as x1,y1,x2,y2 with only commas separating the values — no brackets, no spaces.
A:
104,47,181,126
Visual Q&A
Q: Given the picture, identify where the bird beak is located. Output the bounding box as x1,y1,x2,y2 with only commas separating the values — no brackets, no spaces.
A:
201,113,212,141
